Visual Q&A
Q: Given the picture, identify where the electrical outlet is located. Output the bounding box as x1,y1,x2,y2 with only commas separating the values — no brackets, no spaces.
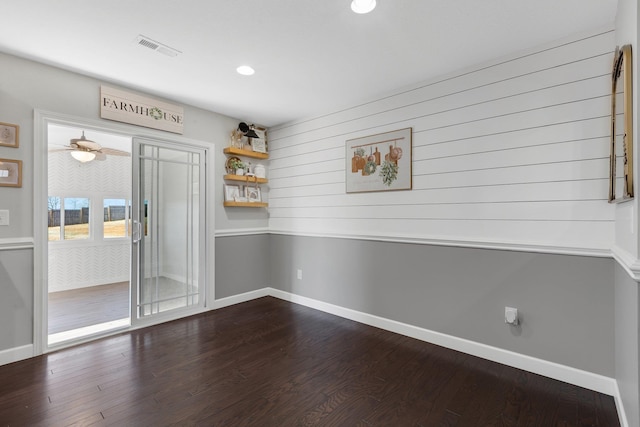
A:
297,269,303,280
0,210,9,226
505,307,519,325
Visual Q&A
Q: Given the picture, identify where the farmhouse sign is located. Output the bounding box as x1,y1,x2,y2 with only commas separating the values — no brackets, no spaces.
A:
100,86,184,134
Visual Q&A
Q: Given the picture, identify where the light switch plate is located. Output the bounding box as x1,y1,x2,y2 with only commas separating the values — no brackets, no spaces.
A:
0,210,9,226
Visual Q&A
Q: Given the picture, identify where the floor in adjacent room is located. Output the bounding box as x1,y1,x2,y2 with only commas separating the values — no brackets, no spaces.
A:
48,282,129,335
1,296,620,426
48,279,199,344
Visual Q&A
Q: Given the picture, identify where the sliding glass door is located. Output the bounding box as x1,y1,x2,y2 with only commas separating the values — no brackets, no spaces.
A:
131,138,205,322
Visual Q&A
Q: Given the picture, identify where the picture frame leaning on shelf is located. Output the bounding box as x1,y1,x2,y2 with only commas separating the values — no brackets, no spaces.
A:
249,127,267,153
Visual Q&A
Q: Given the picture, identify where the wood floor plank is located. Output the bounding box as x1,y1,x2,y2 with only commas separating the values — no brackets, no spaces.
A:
0,297,621,426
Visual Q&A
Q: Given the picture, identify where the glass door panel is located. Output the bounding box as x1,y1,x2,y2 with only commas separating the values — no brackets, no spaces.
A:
131,138,205,320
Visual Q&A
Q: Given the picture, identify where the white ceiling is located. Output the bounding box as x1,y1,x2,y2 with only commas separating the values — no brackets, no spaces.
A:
0,1,618,127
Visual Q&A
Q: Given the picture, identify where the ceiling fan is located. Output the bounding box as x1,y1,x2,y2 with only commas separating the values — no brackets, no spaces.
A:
49,131,130,162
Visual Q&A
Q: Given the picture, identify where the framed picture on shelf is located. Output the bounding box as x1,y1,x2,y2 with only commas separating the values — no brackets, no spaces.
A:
245,186,261,202
224,184,241,202
0,122,19,148
249,126,267,153
0,158,22,187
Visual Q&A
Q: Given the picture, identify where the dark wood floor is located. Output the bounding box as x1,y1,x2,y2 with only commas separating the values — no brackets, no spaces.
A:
1,297,620,426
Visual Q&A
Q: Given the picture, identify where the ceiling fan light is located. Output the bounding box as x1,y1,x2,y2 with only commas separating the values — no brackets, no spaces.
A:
71,150,96,163
351,0,376,14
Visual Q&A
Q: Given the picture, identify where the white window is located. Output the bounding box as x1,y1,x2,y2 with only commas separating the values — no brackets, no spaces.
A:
103,198,131,239
47,196,91,241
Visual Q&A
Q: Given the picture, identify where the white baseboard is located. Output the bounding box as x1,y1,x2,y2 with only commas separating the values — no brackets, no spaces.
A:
613,381,631,427
213,288,271,309
0,344,33,366
266,288,618,398
49,277,130,293
161,272,199,289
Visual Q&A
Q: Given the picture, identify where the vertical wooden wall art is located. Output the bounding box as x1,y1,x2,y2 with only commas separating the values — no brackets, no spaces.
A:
609,44,634,203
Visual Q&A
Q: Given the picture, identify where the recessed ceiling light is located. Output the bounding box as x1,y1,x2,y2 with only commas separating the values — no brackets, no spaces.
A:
236,65,255,76
351,0,376,14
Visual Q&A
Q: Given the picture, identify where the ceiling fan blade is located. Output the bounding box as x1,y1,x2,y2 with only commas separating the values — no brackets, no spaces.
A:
100,148,131,157
95,152,107,161
76,139,102,151
70,131,102,151
48,148,72,153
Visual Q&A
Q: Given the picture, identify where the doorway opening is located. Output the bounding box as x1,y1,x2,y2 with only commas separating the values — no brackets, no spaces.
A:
47,123,132,345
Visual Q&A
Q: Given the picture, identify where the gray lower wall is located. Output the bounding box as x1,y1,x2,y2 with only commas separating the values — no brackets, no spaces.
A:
0,234,624,395
0,248,33,350
269,234,615,377
215,234,270,299
615,262,640,427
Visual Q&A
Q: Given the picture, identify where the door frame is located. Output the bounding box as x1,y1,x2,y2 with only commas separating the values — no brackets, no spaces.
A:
33,110,216,355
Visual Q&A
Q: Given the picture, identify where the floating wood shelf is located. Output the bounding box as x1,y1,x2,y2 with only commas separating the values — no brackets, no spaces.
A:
223,201,268,208
223,174,268,184
223,146,268,209
223,147,269,160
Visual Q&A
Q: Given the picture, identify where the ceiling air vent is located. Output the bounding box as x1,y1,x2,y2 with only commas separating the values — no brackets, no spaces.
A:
134,35,181,57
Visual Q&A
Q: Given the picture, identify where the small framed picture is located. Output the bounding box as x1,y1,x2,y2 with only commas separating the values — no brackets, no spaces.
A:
0,158,22,188
245,186,261,202
249,127,267,153
224,184,241,202
0,122,19,148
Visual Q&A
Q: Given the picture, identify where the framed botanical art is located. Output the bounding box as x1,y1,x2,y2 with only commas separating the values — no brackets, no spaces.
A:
0,158,22,187
346,128,412,193
0,122,19,148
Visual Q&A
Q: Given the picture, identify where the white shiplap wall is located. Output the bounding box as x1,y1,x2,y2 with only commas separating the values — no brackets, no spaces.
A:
267,28,616,252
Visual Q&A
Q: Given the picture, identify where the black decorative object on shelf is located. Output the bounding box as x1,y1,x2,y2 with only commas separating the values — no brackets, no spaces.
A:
238,122,259,139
